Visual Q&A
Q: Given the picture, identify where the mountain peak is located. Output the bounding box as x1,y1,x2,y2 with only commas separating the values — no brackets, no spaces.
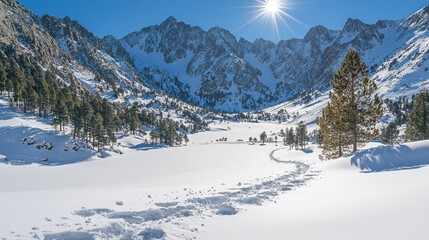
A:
102,35,117,42
403,4,429,30
161,16,178,26
304,25,335,42
342,18,369,33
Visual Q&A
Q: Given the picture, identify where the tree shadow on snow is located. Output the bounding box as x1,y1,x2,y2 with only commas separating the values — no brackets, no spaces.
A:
300,148,314,154
0,97,52,125
131,143,167,151
0,126,94,166
351,144,429,173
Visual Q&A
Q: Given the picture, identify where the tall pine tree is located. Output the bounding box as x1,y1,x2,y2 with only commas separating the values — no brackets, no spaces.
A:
318,50,382,158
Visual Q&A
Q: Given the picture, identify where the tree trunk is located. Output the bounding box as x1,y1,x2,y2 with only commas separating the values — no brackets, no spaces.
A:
338,145,343,157
353,131,357,152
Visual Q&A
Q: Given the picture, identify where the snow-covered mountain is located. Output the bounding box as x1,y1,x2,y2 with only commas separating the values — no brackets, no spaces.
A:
119,5,429,111
0,0,211,127
2,0,429,113
0,0,142,97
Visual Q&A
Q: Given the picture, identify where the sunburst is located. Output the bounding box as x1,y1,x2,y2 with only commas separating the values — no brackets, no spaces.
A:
238,0,306,40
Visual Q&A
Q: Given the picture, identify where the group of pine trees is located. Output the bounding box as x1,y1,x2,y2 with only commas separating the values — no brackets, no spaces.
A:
366,90,429,146
0,50,201,151
252,123,308,148
405,90,429,142
384,96,414,126
149,118,189,146
283,123,308,149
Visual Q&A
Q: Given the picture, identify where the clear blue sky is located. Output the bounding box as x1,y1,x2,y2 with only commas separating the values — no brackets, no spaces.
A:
17,0,428,43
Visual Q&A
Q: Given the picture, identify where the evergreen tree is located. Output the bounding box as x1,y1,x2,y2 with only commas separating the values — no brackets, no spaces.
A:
381,122,399,145
150,129,160,144
80,100,94,145
8,58,25,107
296,122,308,149
318,103,349,157
405,90,429,141
310,128,323,147
22,81,37,114
53,97,69,133
126,105,140,134
183,134,189,146
286,127,295,149
0,62,7,95
318,50,382,158
33,67,50,118
260,131,267,144
5,75,12,98
71,104,83,139
90,113,105,151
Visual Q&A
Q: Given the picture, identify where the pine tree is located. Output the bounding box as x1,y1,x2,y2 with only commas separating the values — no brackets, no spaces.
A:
5,75,12,98
310,128,323,147
71,104,83,139
33,67,50,118
260,131,267,144
381,122,399,145
126,105,141,134
183,134,189,146
90,113,105,151
296,122,308,149
0,62,7,95
22,81,37,114
80,100,94,145
53,96,69,133
150,129,160,144
318,50,382,158
8,58,25,107
318,103,349,157
286,127,295,149
405,90,429,141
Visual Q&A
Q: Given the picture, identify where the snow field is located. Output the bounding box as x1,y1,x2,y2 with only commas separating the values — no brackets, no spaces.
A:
0,105,316,239
2,97,429,239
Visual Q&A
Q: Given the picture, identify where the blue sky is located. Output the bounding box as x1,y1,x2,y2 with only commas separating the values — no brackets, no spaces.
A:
17,0,428,42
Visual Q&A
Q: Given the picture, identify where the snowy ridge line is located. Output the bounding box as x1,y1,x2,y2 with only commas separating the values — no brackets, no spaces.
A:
42,147,319,240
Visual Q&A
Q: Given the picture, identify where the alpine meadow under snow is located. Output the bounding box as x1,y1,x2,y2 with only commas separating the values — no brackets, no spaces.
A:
1,0,429,239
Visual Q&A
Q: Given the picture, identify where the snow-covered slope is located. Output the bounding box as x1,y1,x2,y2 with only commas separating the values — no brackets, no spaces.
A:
201,140,429,240
0,97,95,165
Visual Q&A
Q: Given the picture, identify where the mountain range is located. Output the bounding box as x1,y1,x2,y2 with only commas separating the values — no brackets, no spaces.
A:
1,0,429,112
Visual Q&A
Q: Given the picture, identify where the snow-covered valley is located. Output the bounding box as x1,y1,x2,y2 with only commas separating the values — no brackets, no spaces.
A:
1,1,429,239
1,97,429,240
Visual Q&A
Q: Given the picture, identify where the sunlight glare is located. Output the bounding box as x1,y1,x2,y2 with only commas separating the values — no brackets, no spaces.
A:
264,0,281,15
236,0,306,41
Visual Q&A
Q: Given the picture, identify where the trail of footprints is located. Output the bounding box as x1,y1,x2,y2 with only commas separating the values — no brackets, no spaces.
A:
40,148,320,239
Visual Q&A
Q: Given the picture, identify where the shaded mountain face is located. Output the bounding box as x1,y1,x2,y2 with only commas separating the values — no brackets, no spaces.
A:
1,0,429,112
0,0,144,96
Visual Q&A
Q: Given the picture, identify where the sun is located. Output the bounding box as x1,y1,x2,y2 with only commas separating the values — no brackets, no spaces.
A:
237,0,306,41
264,0,281,15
